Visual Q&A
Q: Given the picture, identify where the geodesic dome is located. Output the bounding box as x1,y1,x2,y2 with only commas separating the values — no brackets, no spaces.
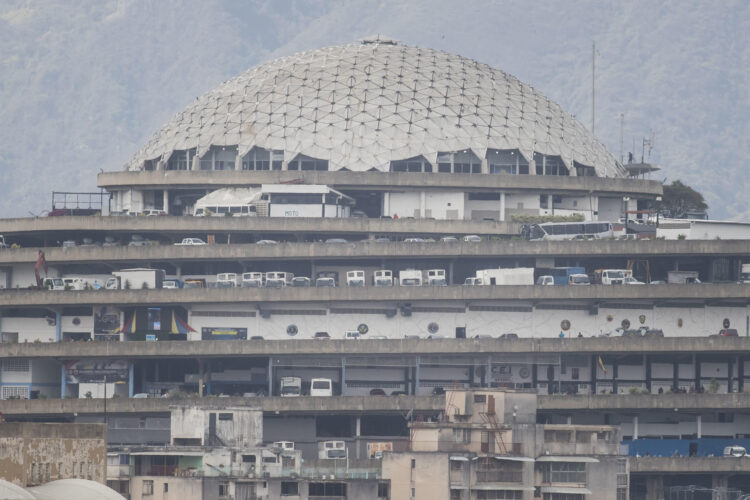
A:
127,36,625,177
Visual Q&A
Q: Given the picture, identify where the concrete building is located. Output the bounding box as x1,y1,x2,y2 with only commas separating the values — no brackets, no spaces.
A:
1,37,749,500
0,421,107,487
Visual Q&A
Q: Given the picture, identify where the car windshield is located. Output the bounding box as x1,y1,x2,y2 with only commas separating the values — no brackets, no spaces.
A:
281,387,300,395
312,381,330,389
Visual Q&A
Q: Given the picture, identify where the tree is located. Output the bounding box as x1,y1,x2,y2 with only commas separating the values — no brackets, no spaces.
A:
658,180,708,217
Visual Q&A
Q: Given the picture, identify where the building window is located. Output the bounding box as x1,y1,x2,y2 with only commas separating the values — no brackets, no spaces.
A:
142,480,154,495
2,386,28,400
534,152,569,176
450,460,463,471
542,495,585,500
218,483,229,497
281,481,299,495
617,487,627,500
542,462,586,483
411,458,416,469
390,155,433,173
3,358,30,372
487,149,529,175
163,483,168,493
378,482,389,498
218,413,233,421
288,154,328,171
309,482,347,496
476,458,523,483
476,491,522,499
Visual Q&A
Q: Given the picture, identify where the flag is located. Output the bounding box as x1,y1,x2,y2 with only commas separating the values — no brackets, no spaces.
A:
598,356,607,374
170,311,196,334
116,311,137,334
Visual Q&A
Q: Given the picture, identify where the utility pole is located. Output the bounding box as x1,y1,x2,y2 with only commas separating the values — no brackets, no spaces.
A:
619,113,624,164
591,41,596,135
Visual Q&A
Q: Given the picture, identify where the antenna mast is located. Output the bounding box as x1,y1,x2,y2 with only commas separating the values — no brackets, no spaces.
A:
591,41,595,135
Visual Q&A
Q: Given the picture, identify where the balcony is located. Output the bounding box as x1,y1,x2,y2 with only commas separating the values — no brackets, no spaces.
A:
476,470,523,483
300,459,381,480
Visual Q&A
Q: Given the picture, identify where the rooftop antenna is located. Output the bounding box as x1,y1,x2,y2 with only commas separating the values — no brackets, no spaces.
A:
619,113,624,164
591,41,596,135
641,129,655,163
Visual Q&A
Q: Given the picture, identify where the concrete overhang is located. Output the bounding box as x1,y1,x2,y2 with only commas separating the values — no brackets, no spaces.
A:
97,170,663,198
630,456,750,473
1,283,749,308
0,216,519,239
0,337,748,360
1,239,749,266
538,393,750,412
0,395,443,417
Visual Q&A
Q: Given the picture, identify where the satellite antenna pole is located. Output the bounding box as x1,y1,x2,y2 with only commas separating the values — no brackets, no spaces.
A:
619,113,624,164
591,41,596,135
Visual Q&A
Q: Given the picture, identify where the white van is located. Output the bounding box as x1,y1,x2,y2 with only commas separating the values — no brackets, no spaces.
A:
310,378,333,397
724,446,747,457
241,272,264,288
346,270,366,287
373,270,393,287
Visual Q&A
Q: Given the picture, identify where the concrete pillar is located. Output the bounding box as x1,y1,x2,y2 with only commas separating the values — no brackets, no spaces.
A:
55,311,61,342
481,157,489,174
60,365,66,398
128,363,134,398
419,192,426,218
499,192,506,222
645,475,664,500
696,414,702,438
355,417,361,459
268,358,273,396
448,260,455,285
341,357,346,396
486,356,492,388
198,360,205,397
383,192,390,216
414,356,420,395
713,474,729,496
163,190,169,212
633,415,639,440
206,361,212,395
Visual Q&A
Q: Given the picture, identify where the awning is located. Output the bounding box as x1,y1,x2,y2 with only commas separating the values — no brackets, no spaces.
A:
536,456,599,463
541,486,592,495
471,485,536,491
449,456,470,462
494,455,535,462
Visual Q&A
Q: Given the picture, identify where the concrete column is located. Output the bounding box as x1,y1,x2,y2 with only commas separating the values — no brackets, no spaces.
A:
60,365,66,398
633,415,639,440
128,363,134,398
355,417,361,459
163,190,169,212
481,157,489,174
486,356,492,388
198,360,205,397
206,362,212,395
713,474,729,497
419,192,426,218
414,356,420,395
448,260,455,285
383,192,390,216
696,414,702,438
499,192,506,222
55,311,61,342
268,358,273,396
341,357,346,396
646,475,664,500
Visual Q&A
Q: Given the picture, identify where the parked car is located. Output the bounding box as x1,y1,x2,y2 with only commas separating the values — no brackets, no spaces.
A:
440,236,458,243
404,238,425,243
291,277,311,287
373,237,391,243
313,331,331,340
463,235,482,242
623,276,645,285
174,238,207,246
256,239,278,245
500,333,519,340
315,277,336,287
536,275,555,286
350,210,368,218
325,238,348,244
143,209,167,216
369,388,386,396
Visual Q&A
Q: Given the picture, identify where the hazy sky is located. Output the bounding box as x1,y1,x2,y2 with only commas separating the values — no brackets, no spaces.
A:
1,0,747,218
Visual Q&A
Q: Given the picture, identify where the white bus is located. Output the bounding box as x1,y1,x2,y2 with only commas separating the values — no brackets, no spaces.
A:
521,222,614,241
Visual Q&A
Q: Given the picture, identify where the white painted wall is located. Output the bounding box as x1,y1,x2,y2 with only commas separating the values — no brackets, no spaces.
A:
387,192,465,220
